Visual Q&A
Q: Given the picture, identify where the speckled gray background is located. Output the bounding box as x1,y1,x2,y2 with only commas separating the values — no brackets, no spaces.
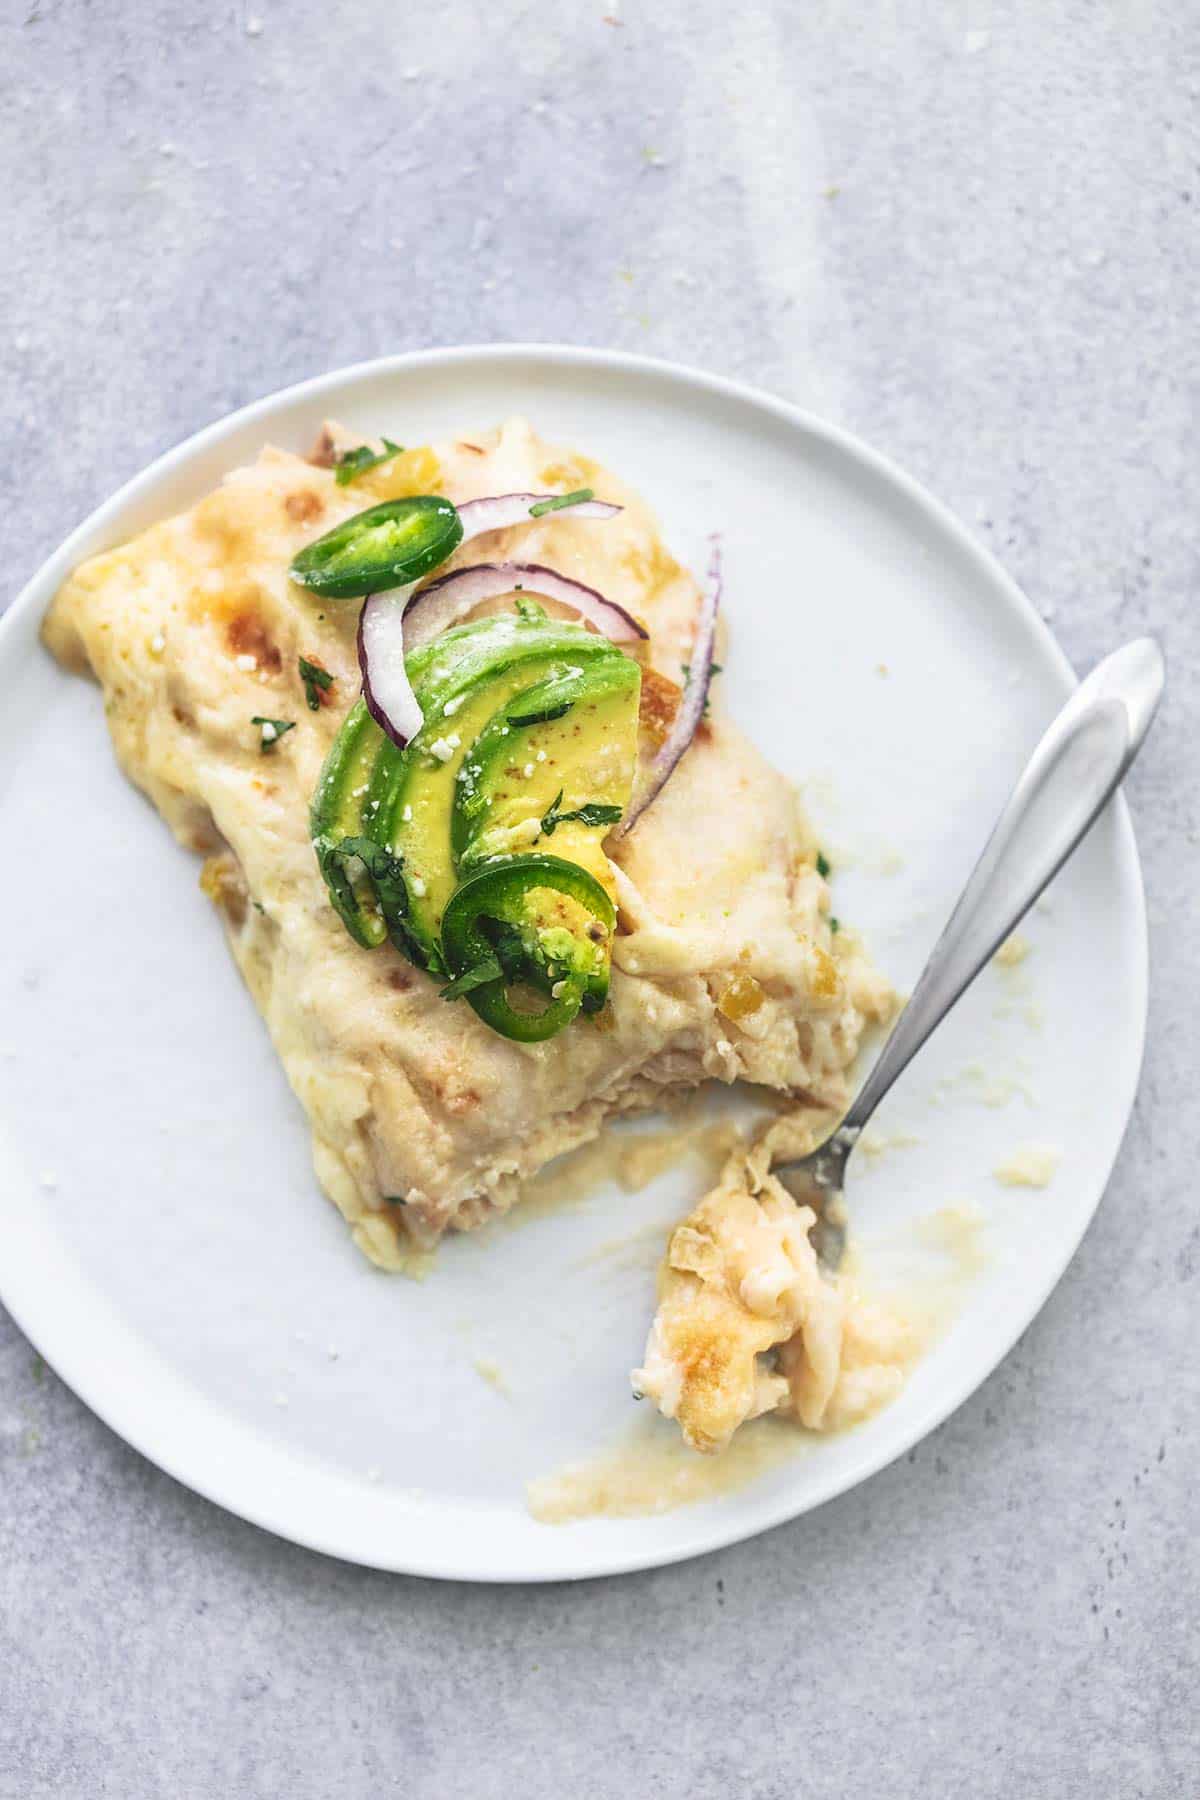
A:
2,2,1197,1795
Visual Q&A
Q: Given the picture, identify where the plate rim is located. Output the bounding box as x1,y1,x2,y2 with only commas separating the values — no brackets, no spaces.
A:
0,343,1149,1581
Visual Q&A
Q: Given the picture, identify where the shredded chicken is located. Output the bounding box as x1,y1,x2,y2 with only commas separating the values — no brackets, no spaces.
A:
634,1109,915,1452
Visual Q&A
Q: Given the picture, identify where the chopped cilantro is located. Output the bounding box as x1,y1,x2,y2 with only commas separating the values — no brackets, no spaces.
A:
334,438,404,486
529,487,594,517
332,835,409,927
681,659,722,719
439,955,504,1001
298,655,334,711
383,1194,408,1206
540,790,623,837
513,595,548,623
816,851,832,880
829,916,840,934
483,920,529,979
252,715,296,752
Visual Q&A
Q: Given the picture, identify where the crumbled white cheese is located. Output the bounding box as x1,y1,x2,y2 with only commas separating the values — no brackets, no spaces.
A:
443,695,464,716
402,804,413,822
994,934,1031,968
429,734,461,762
523,762,535,778
536,749,547,762
235,652,257,672
994,1145,1061,1188
410,876,427,897
260,722,278,743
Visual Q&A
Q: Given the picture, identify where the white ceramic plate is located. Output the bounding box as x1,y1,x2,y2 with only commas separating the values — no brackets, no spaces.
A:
0,347,1146,1582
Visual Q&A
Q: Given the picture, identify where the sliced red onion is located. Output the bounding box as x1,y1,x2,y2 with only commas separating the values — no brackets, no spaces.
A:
356,491,624,748
616,539,722,837
403,561,646,651
456,491,622,539
358,581,423,748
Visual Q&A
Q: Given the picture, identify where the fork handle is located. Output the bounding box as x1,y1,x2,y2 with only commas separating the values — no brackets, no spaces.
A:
841,638,1164,1137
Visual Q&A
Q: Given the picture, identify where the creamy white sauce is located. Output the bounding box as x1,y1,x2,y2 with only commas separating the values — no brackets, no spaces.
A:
508,1101,745,1227
526,1414,802,1524
530,1201,992,1525
930,1062,1036,1110
857,1127,923,1162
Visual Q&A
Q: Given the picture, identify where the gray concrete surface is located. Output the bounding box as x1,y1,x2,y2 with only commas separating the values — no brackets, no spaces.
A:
2,3,1197,1795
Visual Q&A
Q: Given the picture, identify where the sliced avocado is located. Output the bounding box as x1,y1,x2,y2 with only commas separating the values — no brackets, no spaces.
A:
453,656,640,897
365,615,620,964
509,877,612,1009
308,623,525,960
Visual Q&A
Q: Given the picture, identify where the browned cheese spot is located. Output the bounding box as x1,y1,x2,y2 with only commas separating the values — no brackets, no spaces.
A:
308,427,337,469
638,665,682,747
199,852,248,929
226,609,283,674
285,489,324,524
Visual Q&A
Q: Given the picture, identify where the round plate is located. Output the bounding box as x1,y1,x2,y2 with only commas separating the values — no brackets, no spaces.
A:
0,347,1147,1581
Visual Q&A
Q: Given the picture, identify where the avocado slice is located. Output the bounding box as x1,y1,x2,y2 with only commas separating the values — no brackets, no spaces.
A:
453,656,640,898
366,614,623,965
309,620,543,957
309,697,388,946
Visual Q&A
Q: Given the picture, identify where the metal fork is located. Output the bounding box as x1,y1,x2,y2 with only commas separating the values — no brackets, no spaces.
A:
776,639,1166,1269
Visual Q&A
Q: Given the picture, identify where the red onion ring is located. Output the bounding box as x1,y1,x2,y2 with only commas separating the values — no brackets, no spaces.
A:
358,579,423,748
403,561,646,652
616,539,721,837
357,490,626,748
456,492,622,537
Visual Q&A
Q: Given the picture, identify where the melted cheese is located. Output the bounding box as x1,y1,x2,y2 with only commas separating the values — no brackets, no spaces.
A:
44,417,892,1269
